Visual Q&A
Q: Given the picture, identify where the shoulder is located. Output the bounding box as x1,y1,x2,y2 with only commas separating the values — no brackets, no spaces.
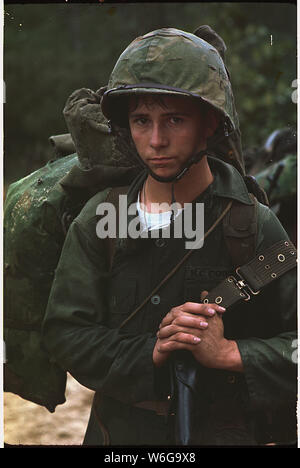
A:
64,188,113,248
255,201,291,252
75,187,112,227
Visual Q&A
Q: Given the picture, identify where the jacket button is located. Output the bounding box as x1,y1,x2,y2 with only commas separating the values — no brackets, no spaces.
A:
155,239,166,247
227,375,236,384
151,295,161,305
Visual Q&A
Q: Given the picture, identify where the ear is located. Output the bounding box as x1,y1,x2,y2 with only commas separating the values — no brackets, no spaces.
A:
204,109,220,139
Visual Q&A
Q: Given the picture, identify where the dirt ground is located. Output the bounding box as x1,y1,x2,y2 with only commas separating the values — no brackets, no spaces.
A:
4,373,94,446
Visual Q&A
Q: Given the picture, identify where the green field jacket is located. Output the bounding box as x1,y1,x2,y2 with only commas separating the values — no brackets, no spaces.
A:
42,157,297,446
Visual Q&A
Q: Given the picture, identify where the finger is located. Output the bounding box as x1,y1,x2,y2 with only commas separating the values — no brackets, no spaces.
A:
159,302,226,330
159,308,196,328
158,341,194,353
158,323,207,340
179,302,226,316
159,310,176,328
160,313,209,331
158,334,200,353
172,314,210,329
172,331,201,344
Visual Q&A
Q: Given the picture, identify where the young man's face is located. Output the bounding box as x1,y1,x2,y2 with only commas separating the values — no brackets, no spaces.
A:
128,95,217,179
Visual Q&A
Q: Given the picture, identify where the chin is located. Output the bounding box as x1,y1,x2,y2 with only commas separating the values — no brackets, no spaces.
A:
150,167,179,180
148,161,181,177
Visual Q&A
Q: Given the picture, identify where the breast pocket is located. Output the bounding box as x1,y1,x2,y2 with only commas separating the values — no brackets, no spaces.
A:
108,277,137,328
184,266,232,303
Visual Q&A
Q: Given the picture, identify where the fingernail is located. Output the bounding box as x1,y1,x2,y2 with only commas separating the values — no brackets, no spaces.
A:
207,308,215,315
193,336,201,343
200,321,208,327
218,306,226,312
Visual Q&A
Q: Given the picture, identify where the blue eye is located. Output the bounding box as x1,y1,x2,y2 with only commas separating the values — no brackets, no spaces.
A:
133,117,148,126
170,116,183,124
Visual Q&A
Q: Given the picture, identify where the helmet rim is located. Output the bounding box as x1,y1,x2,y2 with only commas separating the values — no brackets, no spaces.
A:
101,84,233,132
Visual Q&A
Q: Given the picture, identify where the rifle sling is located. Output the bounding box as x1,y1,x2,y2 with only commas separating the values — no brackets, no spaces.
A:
202,239,297,308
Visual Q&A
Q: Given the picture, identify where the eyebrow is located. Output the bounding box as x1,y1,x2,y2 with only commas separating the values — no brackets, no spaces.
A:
129,111,191,118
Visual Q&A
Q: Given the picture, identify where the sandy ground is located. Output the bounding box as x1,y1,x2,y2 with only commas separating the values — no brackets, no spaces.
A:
4,373,94,447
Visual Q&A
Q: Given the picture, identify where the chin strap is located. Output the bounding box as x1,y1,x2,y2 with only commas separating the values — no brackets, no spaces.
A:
170,182,176,224
147,148,208,184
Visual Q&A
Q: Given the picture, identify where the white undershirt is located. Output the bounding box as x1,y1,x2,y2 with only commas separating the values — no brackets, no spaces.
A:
137,191,183,232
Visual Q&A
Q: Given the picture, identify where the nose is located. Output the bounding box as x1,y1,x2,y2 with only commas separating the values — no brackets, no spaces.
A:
149,122,168,150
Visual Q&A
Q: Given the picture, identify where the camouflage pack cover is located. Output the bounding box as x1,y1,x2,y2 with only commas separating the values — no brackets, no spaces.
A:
4,154,78,411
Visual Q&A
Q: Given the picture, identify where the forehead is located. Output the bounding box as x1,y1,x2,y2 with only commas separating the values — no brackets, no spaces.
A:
128,94,204,115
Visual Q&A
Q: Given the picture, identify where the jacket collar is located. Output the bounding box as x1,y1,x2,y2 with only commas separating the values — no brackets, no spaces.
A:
207,156,253,205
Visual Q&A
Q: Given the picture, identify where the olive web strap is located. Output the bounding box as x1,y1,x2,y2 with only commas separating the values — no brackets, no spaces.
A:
222,194,258,268
202,239,297,308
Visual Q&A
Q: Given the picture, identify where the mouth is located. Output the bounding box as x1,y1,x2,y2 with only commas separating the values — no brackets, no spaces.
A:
148,157,175,165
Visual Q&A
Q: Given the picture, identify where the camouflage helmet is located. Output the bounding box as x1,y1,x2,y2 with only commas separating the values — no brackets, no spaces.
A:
101,28,238,135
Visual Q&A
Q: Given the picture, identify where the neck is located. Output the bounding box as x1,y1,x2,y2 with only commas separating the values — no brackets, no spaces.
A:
142,156,214,210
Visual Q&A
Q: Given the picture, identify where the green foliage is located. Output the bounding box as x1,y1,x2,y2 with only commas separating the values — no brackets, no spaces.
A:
225,21,296,148
4,3,296,184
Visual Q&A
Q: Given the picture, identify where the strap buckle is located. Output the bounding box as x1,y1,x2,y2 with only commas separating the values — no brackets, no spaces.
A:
228,268,261,302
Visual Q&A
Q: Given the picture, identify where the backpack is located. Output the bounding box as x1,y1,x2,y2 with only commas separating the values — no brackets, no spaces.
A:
4,153,80,411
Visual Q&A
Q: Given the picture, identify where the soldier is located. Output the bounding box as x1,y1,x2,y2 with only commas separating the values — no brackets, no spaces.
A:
42,28,297,446
254,128,297,246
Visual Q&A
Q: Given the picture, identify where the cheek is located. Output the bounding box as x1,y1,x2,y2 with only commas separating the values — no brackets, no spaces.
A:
193,119,208,146
130,127,141,145
130,129,147,155
180,125,206,149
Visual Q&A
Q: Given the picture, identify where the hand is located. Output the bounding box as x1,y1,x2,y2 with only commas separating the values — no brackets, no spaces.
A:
153,293,225,367
190,313,244,372
190,310,227,366
189,293,243,371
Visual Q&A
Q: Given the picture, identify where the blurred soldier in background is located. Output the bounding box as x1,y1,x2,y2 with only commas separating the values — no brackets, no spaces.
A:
244,127,297,246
